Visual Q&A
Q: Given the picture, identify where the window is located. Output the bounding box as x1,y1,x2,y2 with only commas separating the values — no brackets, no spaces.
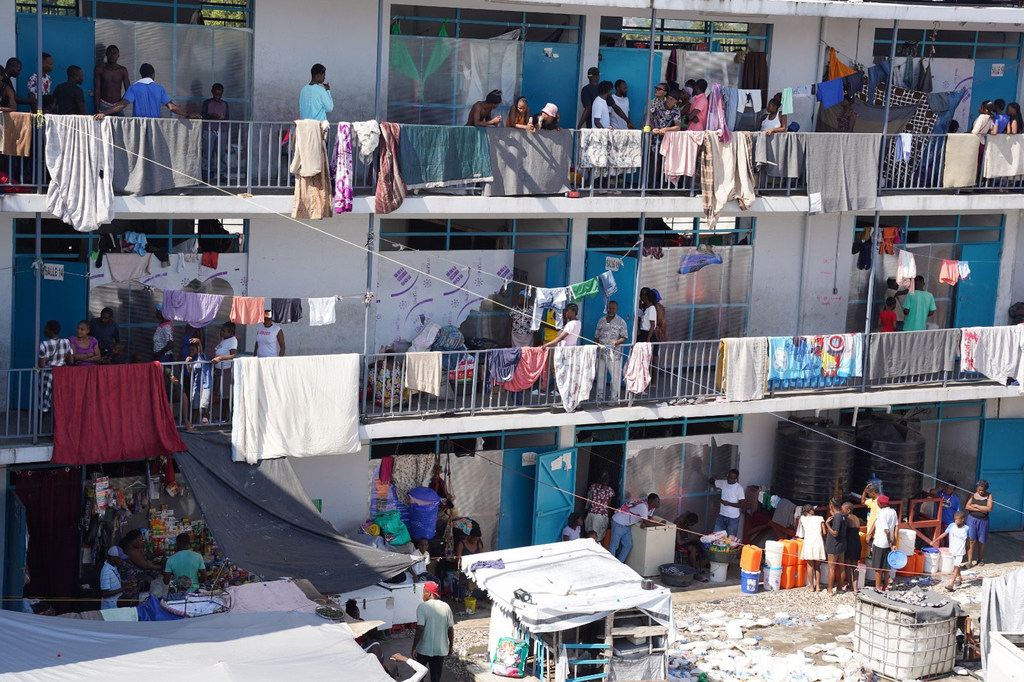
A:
873,28,1022,60
20,0,251,27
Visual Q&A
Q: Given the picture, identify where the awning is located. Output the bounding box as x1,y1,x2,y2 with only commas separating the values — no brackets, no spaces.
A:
0,609,393,680
461,539,672,633
175,431,413,594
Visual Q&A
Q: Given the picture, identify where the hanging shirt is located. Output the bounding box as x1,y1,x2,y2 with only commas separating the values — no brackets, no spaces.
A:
255,324,283,357
816,79,844,110
299,83,334,121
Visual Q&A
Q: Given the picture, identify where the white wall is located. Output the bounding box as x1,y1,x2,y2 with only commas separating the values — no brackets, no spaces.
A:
798,214,854,334
252,0,380,122
245,214,370,355
290,448,372,533
748,215,803,336
738,412,780,489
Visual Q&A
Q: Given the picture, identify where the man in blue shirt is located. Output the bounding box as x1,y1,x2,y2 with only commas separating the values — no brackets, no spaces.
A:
95,63,197,119
299,63,333,121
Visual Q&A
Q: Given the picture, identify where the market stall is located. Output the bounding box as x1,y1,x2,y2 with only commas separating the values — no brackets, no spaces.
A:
463,539,673,682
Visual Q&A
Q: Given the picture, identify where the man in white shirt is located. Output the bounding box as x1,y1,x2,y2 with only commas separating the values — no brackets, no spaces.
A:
594,301,628,401
866,494,898,590
709,469,744,538
542,303,580,348
609,79,635,130
608,493,661,562
99,546,125,609
590,81,613,129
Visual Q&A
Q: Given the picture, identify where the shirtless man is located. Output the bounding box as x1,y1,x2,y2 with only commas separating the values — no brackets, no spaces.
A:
94,45,130,114
465,89,502,127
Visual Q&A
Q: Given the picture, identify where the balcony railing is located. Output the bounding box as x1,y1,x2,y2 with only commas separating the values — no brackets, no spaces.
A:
3,124,1017,198
0,328,1008,442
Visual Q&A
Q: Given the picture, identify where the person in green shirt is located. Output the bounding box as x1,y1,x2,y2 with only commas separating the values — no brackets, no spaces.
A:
162,532,207,593
902,275,936,332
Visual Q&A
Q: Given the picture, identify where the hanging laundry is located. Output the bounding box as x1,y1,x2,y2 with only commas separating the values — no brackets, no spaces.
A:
173,238,199,254
108,117,201,196
229,296,266,325
895,133,913,163
815,78,845,110
843,72,865,98
866,61,891,102
552,346,597,413
201,252,219,270
660,130,704,181
736,89,763,114
488,347,522,385
270,298,303,324
868,329,960,380
679,251,724,274
752,132,806,179
502,347,549,392
917,57,933,93
123,231,147,256
792,85,813,97
719,337,768,401
779,88,794,116
624,342,653,395
334,122,353,213
851,240,871,271
597,270,618,314
740,52,769,107
105,253,153,283
160,290,225,327
896,249,917,292
941,134,981,188
700,131,756,230
375,122,406,214
805,133,881,214
44,115,114,233
577,129,643,169
982,134,1024,179
403,351,443,396
642,245,664,260
767,334,863,388
960,326,1024,387
958,261,971,280
290,119,332,220
351,120,381,166
397,125,493,189
569,278,600,301
827,47,857,80
307,297,337,326
531,287,569,331
409,322,442,353
706,84,731,143
879,227,897,255
722,87,740,131
1,111,33,156
939,260,960,285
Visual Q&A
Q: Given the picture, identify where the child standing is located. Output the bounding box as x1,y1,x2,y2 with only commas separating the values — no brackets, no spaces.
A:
797,504,826,592
879,297,898,333
842,502,862,592
824,498,848,596
933,511,974,591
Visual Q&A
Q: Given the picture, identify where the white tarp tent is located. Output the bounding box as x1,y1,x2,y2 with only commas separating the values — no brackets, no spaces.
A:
462,539,673,634
0,609,393,681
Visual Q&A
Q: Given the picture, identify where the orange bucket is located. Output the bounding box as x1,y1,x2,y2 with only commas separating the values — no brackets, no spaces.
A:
740,545,763,573
782,539,800,566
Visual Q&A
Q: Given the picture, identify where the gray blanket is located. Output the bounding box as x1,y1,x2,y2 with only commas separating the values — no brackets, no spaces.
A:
483,128,571,196
752,132,805,179
805,133,881,214
109,117,202,196
868,328,960,380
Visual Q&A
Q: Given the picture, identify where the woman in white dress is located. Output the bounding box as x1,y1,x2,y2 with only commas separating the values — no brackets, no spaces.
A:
797,504,827,592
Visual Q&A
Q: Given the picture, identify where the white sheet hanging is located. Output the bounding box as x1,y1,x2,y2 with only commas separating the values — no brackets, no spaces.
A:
45,115,114,232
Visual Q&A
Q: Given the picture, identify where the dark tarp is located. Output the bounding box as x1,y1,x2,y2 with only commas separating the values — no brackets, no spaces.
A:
175,431,412,594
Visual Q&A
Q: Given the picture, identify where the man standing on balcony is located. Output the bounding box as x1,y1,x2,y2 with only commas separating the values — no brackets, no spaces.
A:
609,80,635,130
688,79,708,132
902,275,936,331
53,66,87,115
26,52,53,103
465,89,502,127
594,300,628,402
95,64,197,119
94,45,130,115
254,309,286,358
577,66,600,128
299,63,333,122
590,81,613,129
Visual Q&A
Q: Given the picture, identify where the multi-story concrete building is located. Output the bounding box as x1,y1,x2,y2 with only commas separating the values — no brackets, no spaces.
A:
1,0,1024,604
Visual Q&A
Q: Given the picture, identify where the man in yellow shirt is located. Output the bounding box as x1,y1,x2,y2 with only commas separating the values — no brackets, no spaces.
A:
861,483,880,528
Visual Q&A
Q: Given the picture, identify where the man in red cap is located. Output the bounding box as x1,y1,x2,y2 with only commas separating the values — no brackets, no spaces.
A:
867,495,898,590
412,581,454,682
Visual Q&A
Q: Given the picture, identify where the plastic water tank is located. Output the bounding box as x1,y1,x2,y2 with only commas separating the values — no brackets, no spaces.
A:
854,417,926,509
773,419,854,505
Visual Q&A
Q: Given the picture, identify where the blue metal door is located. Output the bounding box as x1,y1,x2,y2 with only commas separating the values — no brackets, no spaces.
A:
597,48,664,128
4,492,27,609
532,448,577,545
16,14,97,113
544,252,568,289
522,42,580,132
970,59,1019,128
953,243,1001,329
582,252,637,345
13,257,88,370
978,420,1024,531
499,446,557,549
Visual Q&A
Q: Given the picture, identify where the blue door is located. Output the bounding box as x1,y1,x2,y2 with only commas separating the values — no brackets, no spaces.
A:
16,14,97,113
597,48,664,128
953,243,1001,329
4,492,27,609
978,420,1024,531
582,252,637,346
522,42,581,131
499,446,557,549
532,448,578,545
970,59,1019,128
13,257,89,370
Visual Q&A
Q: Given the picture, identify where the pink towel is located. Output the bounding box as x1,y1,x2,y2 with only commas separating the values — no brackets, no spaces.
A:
660,131,704,181
624,342,652,394
503,347,550,392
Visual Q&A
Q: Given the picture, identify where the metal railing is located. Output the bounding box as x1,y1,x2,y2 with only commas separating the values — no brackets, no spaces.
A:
161,360,235,430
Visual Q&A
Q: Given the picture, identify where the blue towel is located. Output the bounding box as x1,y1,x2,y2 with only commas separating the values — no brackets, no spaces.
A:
397,125,493,190
124,231,147,256
136,595,183,621
679,253,723,274
930,90,967,133
488,347,521,385
598,270,618,314
867,61,890,101
816,78,845,110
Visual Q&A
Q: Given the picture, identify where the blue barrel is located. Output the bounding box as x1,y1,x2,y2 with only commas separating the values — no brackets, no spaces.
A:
741,570,760,594
408,486,441,540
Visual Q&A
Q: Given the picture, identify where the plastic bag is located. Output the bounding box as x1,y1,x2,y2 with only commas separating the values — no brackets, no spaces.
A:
372,509,412,546
491,637,528,678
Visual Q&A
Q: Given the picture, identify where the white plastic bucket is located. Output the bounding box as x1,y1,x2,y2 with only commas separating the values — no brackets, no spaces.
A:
764,540,785,568
938,549,954,574
898,529,916,554
709,562,729,583
764,566,783,591
922,549,939,574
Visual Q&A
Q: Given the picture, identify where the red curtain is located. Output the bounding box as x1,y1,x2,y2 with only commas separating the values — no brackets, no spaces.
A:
11,467,82,613
52,362,186,465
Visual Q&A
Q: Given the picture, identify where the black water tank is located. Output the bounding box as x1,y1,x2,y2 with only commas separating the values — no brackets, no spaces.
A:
774,419,855,506
854,417,926,508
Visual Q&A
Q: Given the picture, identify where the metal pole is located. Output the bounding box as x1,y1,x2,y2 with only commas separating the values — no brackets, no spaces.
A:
631,213,647,344
374,0,385,121
861,19,899,388
31,0,43,442
363,215,376,357
645,9,657,100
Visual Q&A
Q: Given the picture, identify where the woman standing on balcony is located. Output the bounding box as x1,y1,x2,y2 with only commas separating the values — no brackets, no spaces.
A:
758,94,788,136
1006,102,1023,135
506,97,535,132
971,102,994,141
68,320,101,366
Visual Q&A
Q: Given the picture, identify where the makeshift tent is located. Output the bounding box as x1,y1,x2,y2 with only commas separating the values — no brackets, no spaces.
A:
463,539,672,680
175,432,413,594
0,609,392,680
